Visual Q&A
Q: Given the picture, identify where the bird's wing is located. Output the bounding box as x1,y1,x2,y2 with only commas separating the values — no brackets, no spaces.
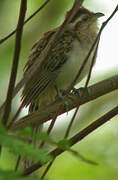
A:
24,29,56,73
22,30,74,106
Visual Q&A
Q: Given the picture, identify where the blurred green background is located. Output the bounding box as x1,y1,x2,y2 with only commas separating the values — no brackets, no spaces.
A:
0,0,118,179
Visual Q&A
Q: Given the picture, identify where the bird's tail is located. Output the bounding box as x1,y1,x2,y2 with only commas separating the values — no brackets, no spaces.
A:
22,84,57,170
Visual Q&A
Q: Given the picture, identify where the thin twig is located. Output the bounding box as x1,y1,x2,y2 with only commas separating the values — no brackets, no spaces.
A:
85,41,99,88
39,117,57,147
7,99,25,129
0,0,50,44
22,104,118,176
65,106,80,138
40,160,54,179
2,0,27,126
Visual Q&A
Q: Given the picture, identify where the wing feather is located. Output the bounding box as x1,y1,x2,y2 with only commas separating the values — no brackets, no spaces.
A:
22,29,74,106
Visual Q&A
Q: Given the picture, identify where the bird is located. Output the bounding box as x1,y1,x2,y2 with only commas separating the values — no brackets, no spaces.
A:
22,6,104,114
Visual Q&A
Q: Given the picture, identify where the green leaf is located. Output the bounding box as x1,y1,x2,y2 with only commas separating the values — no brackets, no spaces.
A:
57,139,71,149
17,128,53,143
0,134,52,164
16,127,32,137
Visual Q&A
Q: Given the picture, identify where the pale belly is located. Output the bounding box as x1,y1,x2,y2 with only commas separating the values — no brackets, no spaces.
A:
55,40,95,89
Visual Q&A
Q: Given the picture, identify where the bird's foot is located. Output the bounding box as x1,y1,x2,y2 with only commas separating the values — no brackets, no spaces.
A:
72,87,90,97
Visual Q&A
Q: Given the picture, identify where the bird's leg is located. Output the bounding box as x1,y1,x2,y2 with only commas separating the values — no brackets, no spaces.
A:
54,85,65,101
72,87,90,97
54,85,70,113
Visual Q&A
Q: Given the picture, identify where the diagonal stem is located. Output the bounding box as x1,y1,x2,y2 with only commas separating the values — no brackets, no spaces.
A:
2,0,27,126
0,0,50,44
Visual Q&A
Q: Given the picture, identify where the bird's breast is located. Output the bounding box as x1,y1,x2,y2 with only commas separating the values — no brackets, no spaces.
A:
55,39,95,89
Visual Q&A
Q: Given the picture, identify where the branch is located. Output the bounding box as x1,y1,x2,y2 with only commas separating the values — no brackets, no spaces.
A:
9,74,118,131
2,0,27,126
0,0,50,44
22,104,118,176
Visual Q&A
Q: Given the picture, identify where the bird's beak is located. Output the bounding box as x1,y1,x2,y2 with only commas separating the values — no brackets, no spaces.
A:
94,12,105,18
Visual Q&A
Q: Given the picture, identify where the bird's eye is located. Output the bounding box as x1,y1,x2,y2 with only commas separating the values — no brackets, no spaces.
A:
82,15,89,21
